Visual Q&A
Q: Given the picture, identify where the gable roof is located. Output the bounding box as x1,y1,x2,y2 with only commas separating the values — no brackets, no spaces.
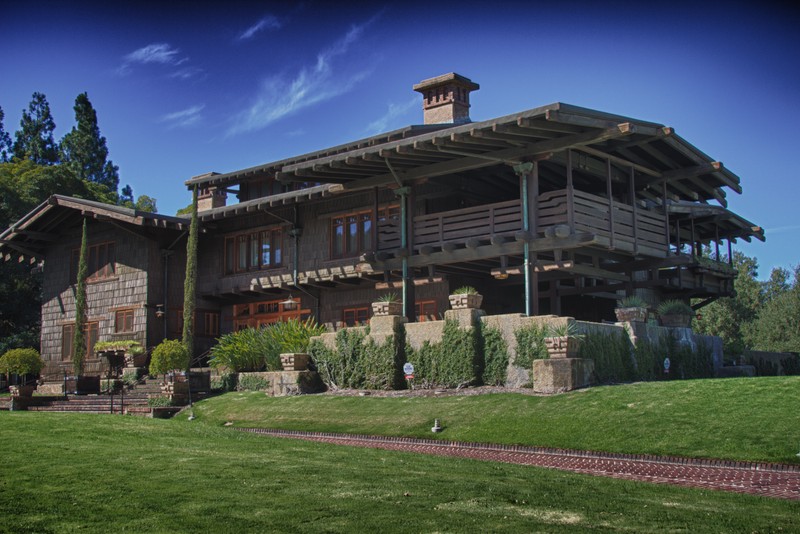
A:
0,195,189,263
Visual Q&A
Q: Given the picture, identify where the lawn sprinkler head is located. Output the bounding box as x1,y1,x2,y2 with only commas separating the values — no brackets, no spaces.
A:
431,419,442,433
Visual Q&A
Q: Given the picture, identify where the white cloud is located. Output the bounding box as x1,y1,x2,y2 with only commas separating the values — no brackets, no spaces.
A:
238,15,282,41
365,97,418,134
765,224,800,234
117,42,199,78
227,19,376,136
160,105,205,129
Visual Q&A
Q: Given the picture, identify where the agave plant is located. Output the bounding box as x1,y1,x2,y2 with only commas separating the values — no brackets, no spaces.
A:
376,292,399,303
656,299,694,316
452,286,479,295
616,295,647,309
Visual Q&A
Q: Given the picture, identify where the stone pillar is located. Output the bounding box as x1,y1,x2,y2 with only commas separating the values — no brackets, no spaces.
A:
532,358,594,394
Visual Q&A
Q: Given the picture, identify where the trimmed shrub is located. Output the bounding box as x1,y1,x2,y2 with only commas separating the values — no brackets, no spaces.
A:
149,339,189,377
579,331,634,384
237,374,271,392
513,323,548,369
406,320,481,388
0,348,43,382
480,323,508,386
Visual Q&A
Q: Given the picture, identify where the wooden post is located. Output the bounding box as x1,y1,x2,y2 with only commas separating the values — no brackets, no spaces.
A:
662,182,670,256
715,225,721,261
690,217,696,257
607,158,615,250
566,149,575,231
372,187,379,251
629,167,639,255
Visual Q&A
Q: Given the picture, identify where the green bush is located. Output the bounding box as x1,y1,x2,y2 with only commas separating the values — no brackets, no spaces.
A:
147,396,174,407
579,331,634,384
237,374,271,392
480,324,508,386
406,321,481,388
210,372,238,392
210,318,326,372
149,339,189,377
781,354,800,376
513,324,548,369
0,348,43,378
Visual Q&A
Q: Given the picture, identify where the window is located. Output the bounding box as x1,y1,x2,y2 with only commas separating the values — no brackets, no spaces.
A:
331,211,373,259
224,228,282,274
415,300,438,322
203,312,220,337
115,309,134,333
233,299,306,330
70,242,116,283
343,307,369,327
61,322,99,361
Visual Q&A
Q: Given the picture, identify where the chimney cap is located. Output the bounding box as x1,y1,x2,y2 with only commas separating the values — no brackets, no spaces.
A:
413,72,479,93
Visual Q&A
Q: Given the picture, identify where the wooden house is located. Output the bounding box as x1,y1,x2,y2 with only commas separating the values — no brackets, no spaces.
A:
0,73,764,372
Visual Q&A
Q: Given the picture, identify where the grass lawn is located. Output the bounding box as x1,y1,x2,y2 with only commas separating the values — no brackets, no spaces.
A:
182,377,800,464
1,412,798,533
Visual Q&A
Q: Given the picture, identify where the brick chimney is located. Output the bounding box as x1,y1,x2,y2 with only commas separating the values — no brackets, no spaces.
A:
413,73,479,125
192,173,227,212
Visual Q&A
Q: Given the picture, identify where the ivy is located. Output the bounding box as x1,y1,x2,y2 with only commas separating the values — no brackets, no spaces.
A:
480,323,508,386
513,323,548,369
406,320,482,388
579,331,635,384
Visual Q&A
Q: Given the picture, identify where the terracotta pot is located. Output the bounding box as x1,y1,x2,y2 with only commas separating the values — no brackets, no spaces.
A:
614,307,648,323
371,301,402,316
659,314,692,328
448,293,483,310
544,336,581,359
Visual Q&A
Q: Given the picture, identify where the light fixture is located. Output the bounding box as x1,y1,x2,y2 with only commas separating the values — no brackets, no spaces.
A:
155,304,165,319
281,295,298,311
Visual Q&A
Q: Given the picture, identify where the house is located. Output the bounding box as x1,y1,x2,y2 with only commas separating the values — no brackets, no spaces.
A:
0,73,764,377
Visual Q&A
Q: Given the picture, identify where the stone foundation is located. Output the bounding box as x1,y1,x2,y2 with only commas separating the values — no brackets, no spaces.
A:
236,370,326,397
533,358,594,394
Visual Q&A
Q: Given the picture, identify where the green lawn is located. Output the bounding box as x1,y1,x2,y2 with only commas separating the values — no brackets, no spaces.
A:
182,377,800,464
1,412,797,533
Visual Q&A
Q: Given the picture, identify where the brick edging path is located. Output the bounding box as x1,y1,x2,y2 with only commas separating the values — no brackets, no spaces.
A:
239,428,800,501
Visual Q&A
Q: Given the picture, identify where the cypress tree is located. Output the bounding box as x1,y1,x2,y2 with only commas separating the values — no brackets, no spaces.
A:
60,93,119,192
13,92,59,165
0,106,12,162
72,218,89,376
182,186,199,364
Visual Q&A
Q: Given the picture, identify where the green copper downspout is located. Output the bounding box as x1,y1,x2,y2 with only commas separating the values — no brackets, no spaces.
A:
396,186,411,318
514,162,534,317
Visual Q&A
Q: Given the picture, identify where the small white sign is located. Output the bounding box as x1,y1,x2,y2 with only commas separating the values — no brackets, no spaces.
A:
403,362,414,375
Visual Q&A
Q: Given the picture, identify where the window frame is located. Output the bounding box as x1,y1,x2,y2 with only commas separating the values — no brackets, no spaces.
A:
70,241,116,283
223,227,283,275
114,309,135,333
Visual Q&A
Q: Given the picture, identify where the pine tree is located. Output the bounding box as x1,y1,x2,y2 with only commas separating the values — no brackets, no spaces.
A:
0,106,12,162
182,187,199,364
60,93,119,192
72,218,89,376
13,92,58,165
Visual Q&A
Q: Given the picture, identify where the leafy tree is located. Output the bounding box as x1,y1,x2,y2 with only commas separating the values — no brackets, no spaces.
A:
59,93,119,192
0,106,12,162
693,251,761,356
182,186,199,361
118,184,157,213
149,339,189,377
12,92,59,165
744,266,800,353
72,219,89,376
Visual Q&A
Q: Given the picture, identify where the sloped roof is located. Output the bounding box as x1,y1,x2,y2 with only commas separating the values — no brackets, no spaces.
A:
0,195,188,262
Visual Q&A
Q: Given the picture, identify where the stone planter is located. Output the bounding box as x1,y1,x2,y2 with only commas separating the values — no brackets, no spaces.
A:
372,301,402,316
544,336,581,359
9,384,35,398
65,375,100,395
660,314,692,328
280,353,310,371
448,293,483,310
614,306,648,323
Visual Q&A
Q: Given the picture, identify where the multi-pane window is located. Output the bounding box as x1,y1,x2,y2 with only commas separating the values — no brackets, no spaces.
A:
224,228,282,274
415,300,438,322
70,242,116,283
61,322,99,361
204,312,220,337
343,307,369,327
331,211,373,259
114,309,134,333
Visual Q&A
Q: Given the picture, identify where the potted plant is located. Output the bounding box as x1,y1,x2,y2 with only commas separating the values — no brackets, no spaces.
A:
371,292,402,316
543,322,584,359
448,286,483,310
657,299,695,328
614,295,649,323
0,348,43,397
149,339,190,400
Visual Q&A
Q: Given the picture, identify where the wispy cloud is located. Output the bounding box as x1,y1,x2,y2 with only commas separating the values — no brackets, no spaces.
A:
365,97,418,134
117,42,201,79
160,105,205,129
765,224,800,235
238,15,283,41
227,18,377,136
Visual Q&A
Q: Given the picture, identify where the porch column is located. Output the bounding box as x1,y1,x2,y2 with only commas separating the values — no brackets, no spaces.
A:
514,162,539,316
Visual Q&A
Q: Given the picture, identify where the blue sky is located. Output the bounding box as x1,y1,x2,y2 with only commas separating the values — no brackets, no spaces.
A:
1,1,798,277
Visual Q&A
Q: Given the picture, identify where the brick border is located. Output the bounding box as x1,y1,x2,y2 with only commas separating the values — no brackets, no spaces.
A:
238,428,800,500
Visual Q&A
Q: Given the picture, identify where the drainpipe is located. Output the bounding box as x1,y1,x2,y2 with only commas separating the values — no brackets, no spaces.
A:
514,162,534,317
288,206,320,322
396,186,410,319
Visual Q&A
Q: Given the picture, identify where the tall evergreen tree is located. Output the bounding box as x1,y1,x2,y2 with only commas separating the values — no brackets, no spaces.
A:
60,93,119,192
182,187,199,363
13,92,58,165
0,106,12,162
72,219,89,376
